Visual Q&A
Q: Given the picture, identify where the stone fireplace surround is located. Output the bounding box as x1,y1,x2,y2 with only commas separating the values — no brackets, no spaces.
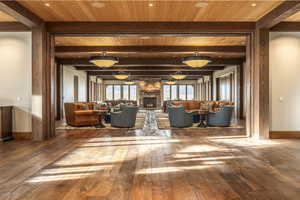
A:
139,91,161,109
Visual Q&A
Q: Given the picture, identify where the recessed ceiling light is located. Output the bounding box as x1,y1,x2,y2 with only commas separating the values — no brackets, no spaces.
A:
195,2,208,8
149,3,154,7
44,3,50,7
251,3,257,7
91,2,106,8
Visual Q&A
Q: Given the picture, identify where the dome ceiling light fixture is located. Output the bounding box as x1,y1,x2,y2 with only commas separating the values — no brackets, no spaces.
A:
124,80,135,85
182,52,211,68
165,79,176,85
124,77,135,85
113,71,129,80
89,52,119,68
170,71,187,80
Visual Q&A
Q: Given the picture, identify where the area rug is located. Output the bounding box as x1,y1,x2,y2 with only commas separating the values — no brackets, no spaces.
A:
156,118,244,130
155,112,168,119
56,118,144,130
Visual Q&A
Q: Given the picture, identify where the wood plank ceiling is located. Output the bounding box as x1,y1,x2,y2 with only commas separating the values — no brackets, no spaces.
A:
55,35,247,59
18,0,282,22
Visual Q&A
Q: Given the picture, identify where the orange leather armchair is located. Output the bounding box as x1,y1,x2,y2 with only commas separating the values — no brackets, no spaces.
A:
64,102,107,127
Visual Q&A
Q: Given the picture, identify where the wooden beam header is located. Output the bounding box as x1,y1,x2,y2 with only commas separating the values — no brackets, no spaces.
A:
47,22,255,34
74,66,225,71
0,22,30,32
88,71,212,76
0,1,43,28
257,1,300,29
55,45,246,53
58,57,244,66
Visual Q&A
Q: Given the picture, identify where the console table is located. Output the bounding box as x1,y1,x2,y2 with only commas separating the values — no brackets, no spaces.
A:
0,106,13,142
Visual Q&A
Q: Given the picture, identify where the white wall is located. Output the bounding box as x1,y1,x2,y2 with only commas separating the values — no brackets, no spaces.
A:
0,32,32,132
63,65,87,103
270,32,300,131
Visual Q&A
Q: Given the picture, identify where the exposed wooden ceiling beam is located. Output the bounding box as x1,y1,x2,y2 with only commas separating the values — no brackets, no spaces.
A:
0,22,29,31
58,57,243,66
0,1,43,28
75,66,225,71
98,76,201,80
88,71,212,76
271,22,300,32
257,1,300,29
47,22,255,34
55,45,245,53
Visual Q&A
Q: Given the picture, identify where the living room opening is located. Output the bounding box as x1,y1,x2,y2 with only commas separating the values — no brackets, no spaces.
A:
55,34,246,132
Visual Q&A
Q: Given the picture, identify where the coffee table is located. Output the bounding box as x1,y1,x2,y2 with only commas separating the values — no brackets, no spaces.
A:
197,110,209,128
94,110,108,128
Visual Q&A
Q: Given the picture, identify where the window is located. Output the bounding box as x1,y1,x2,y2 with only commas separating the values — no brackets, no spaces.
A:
106,85,113,100
163,85,170,101
114,85,121,100
105,84,137,100
171,85,177,100
130,85,137,100
179,85,186,100
163,84,194,100
122,85,129,100
187,85,194,100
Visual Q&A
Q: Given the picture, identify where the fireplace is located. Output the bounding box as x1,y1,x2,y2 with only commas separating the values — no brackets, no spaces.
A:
143,97,157,109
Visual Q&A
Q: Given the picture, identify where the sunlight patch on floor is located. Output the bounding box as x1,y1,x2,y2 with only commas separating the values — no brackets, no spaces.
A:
179,145,219,153
135,165,211,175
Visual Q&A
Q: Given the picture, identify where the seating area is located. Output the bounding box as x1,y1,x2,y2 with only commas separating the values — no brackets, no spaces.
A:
64,102,139,128
165,100,234,128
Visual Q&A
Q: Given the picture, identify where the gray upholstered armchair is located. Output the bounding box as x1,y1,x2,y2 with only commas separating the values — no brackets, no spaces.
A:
111,106,138,128
207,106,234,127
168,106,193,128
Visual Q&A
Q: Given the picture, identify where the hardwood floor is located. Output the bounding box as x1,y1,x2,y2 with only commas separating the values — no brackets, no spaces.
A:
1,111,300,200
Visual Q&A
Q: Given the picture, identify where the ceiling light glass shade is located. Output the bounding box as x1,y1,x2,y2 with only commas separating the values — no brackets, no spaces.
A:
182,55,211,68
124,81,135,85
113,72,129,80
89,55,118,67
165,80,176,85
170,71,186,80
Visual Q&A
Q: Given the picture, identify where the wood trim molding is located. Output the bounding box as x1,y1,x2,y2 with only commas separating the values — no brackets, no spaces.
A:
0,22,30,31
13,132,32,140
270,131,300,139
271,22,300,32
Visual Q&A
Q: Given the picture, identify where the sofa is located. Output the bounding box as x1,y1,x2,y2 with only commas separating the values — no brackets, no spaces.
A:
64,102,108,127
163,100,234,113
105,100,137,107
111,105,139,128
168,105,193,128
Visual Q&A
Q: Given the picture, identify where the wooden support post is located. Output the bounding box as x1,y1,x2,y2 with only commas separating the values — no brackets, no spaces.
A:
87,73,90,102
56,61,63,120
32,25,56,141
246,29,269,139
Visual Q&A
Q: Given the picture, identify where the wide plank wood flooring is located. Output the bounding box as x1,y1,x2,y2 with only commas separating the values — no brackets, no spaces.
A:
1,111,300,200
